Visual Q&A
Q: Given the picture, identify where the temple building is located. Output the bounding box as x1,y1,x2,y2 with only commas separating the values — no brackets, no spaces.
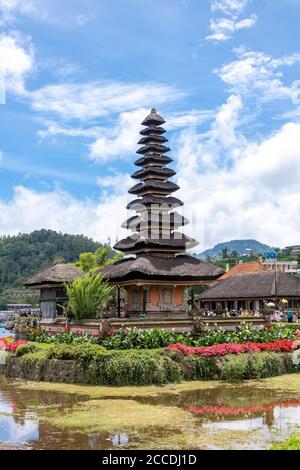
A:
199,271,300,311
101,109,224,318
24,263,83,320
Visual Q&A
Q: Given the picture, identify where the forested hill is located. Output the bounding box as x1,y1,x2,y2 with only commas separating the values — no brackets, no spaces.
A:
0,230,103,291
197,239,273,260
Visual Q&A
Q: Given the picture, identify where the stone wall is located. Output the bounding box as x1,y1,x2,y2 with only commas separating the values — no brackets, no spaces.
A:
1,357,91,384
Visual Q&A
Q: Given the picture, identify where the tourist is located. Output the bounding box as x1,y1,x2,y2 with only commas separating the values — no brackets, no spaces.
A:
287,310,294,323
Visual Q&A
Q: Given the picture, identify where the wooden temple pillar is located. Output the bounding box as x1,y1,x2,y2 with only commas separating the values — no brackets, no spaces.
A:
117,286,121,318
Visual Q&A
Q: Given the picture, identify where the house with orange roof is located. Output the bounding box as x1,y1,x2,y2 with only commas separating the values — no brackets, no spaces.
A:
219,261,269,281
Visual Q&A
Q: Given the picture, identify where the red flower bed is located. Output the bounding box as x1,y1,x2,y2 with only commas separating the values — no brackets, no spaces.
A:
0,338,28,352
166,339,294,357
187,400,300,418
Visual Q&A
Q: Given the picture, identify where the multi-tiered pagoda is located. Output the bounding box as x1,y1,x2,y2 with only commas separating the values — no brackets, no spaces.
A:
102,109,224,318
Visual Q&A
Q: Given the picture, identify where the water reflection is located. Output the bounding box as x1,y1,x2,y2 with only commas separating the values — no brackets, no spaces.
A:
110,432,129,447
0,377,300,450
0,327,13,339
0,390,39,446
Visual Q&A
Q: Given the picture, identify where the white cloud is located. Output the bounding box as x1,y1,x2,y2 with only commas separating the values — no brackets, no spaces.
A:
89,107,215,163
207,0,256,42
0,31,35,96
37,121,102,140
29,81,184,121
0,185,129,244
0,149,4,163
89,108,147,163
97,173,132,195
207,14,257,42
0,0,43,24
37,106,214,164
211,0,249,17
3,98,300,251
0,1,92,26
216,47,300,102
175,98,300,251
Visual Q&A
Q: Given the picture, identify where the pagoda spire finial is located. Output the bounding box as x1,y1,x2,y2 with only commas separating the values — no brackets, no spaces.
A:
151,107,157,113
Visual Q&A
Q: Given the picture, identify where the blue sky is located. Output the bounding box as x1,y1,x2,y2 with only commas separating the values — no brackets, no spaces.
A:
1,0,300,250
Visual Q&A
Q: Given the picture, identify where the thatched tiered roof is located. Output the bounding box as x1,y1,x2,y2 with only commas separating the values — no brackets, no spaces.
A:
24,263,83,287
199,272,300,300
101,254,224,283
105,108,225,284
116,108,197,255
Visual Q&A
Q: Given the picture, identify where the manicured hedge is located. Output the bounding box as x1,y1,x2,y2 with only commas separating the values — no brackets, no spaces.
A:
10,342,300,385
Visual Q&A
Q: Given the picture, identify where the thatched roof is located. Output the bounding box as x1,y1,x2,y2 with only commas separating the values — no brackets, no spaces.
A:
122,212,189,230
134,154,173,166
114,232,198,253
138,135,168,145
140,126,166,136
131,167,176,180
101,254,224,283
24,263,83,287
127,196,183,210
142,109,166,126
137,144,171,155
129,180,179,195
199,272,300,300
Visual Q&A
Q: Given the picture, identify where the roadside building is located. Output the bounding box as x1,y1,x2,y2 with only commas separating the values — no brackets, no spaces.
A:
199,271,300,312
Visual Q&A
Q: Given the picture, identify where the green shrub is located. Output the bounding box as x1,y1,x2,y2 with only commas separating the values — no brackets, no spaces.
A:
271,435,300,450
46,343,111,364
66,273,113,319
218,355,249,381
85,349,180,386
19,351,48,380
182,356,218,380
258,353,284,378
217,352,295,381
11,340,299,386
27,323,297,349
16,343,40,357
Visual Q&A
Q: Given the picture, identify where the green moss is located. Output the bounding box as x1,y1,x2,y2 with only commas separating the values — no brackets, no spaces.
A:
271,435,300,450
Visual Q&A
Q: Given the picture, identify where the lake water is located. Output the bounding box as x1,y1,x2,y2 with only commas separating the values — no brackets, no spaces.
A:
0,327,13,339
0,376,300,450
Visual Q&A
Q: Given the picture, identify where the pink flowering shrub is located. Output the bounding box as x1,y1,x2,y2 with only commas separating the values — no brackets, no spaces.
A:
0,338,28,352
166,339,294,357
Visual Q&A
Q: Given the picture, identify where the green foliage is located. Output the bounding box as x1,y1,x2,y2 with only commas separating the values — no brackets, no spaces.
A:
14,343,299,385
271,435,300,450
219,355,249,381
46,343,111,363
78,252,96,273
22,343,181,385
66,273,113,319
87,349,181,385
102,327,187,350
191,323,296,347
74,246,123,273
0,229,104,292
19,351,48,380
217,352,291,381
16,343,40,357
28,323,297,350
181,355,218,380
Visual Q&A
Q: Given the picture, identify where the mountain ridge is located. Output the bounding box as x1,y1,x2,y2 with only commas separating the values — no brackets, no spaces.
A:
197,239,274,260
